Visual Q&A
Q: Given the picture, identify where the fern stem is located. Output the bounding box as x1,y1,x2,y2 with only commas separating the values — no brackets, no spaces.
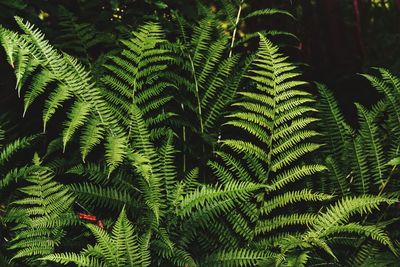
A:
228,0,244,58
128,79,137,141
181,103,187,173
378,165,396,196
377,145,399,196
188,54,204,134
75,201,92,214
265,72,277,184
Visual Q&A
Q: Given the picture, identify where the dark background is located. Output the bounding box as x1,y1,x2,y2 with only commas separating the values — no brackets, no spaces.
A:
1,0,399,125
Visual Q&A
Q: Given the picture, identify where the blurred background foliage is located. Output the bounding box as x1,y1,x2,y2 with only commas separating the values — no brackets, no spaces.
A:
1,0,400,123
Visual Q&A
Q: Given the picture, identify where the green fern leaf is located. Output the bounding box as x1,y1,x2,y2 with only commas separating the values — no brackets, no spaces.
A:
105,135,127,175
80,117,105,161
62,101,91,151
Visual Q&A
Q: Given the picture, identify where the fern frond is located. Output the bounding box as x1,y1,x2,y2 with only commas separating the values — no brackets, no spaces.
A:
243,8,294,20
310,195,396,237
86,224,119,266
348,135,371,194
270,164,327,190
80,117,105,161
44,208,146,267
6,165,75,263
102,22,173,135
126,105,165,224
158,131,177,204
356,103,386,186
42,84,71,131
105,135,127,175
255,213,317,235
23,69,54,116
0,166,32,189
42,253,103,267
220,35,323,186
259,189,333,216
0,135,35,165
199,249,275,267
178,181,266,217
321,223,395,252
68,182,134,211
62,101,91,151
316,83,350,158
325,156,350,195
362,69,400,130
0,17,126,171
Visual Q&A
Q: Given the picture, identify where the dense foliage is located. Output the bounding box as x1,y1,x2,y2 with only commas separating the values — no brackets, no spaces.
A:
0,1,399,266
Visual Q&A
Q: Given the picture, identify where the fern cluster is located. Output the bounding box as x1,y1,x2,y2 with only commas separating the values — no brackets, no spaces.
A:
0,2,399,266
316,69,400,264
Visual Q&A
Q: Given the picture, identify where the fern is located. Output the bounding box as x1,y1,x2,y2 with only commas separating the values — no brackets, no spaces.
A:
356,103,387,187
0,135,35,166
315,70,400,264
216,0,296,49
101,22,175,140
54,7,112,62
2,10,400,267
0,121,36,194
318,71,400,197
192,34,328,263
0,17,125,172
199,249,275,267
169,16,252,172
43,207,145,267
4,161,76,265
295,195,398,262
178,180,267,217
362,68,400,148
220,35,324,183
214,33,325,200
316,83,349,159
310,195,395,236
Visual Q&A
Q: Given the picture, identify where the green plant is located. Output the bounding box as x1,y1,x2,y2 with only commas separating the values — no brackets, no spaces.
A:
0,4,399,266
0,122,35,191
315,69,400,265
2,156,76,265
42,207,149,267
0,120,37,265
53,6,114,64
